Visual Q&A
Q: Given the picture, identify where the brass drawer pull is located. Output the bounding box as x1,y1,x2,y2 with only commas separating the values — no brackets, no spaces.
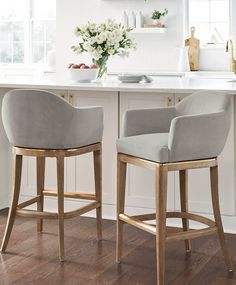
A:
60,93,66,100
177,96,182,103
166,96,172,106
68,94,73,105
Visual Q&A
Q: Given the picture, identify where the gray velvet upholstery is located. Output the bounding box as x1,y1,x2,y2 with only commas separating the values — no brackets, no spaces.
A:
117,91,231,163
2,89,104,149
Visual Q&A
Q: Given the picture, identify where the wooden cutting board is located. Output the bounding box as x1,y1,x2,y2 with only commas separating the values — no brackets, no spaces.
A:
185,27,200,71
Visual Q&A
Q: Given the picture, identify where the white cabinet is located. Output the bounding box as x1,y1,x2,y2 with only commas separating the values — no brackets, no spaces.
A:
119,92,175,211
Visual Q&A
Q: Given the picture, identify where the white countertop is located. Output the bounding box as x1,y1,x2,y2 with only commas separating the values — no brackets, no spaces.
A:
1,74,236,94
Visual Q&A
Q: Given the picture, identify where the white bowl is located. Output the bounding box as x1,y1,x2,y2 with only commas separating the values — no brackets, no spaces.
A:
67,68,98,82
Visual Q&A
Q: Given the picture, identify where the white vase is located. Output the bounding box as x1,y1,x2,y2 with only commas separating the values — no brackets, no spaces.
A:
121,11,128,28
136,11,143,28
178,47,190,72
128,11,136,29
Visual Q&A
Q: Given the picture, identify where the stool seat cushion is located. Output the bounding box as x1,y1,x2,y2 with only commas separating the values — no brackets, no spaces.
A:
117,133,169,163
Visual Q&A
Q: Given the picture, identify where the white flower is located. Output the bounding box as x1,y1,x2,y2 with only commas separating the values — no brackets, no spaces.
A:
96,32,107,44
113,30,123,41
98,23,106,32
83,42,91,51
114,43,119,50
119,50,130,58
106,31,120,45
97,46,103,54
107,47,115,55
88,23,97,33
87,36,97,45
92,50,102,60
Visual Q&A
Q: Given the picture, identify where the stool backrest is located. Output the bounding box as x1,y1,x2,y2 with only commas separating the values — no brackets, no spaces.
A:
176,91,231,116
169,91,232,161
2,89,104,149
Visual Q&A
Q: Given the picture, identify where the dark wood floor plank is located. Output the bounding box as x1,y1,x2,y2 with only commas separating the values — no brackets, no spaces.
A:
1,211,236,285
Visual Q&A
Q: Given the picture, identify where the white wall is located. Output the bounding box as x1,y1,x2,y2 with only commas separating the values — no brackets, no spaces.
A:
56,0,184,74
56,0,230,74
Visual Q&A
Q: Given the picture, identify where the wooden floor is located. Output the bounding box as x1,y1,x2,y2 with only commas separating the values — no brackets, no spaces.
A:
1,210,236,285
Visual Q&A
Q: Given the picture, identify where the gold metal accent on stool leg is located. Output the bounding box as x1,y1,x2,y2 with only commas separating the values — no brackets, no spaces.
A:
1,154,22,252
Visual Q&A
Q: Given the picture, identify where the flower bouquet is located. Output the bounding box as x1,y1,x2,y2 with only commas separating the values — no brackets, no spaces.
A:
71,19,136,79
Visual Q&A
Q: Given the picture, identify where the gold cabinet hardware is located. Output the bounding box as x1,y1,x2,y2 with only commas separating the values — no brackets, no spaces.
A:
60,93,66,100
166,96,172,107
68,94,74,105
177,96,182,103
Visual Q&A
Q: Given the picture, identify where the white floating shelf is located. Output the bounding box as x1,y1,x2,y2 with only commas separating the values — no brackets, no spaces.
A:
131,28,167,34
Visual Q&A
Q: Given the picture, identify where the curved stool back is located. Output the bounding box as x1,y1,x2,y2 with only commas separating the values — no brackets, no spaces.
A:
2,89,103,149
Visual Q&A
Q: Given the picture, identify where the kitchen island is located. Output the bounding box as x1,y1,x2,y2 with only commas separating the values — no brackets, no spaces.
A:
0,74,236,232
0,74,236,93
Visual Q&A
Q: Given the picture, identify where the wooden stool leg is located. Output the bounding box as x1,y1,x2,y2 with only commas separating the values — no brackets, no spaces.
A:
156,165,168,285
37,157,45,233
57,156,64,262
1,154,22,252
93,147,102,241
210,164,233,272
116,154,127,263
179,170,191,252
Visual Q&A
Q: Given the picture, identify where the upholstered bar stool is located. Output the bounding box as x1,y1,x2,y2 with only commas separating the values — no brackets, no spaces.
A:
116,91,233,285
0,89,103,261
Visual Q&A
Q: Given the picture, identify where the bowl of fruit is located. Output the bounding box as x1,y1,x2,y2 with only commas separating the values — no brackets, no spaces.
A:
67,63,98,82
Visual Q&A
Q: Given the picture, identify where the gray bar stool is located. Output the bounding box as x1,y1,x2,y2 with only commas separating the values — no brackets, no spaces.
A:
0,89,103,261
116,91,233,285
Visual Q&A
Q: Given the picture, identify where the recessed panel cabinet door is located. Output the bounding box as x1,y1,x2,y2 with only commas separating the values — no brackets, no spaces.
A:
119,92,175,211
174,94,235,216
68,91,118,206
